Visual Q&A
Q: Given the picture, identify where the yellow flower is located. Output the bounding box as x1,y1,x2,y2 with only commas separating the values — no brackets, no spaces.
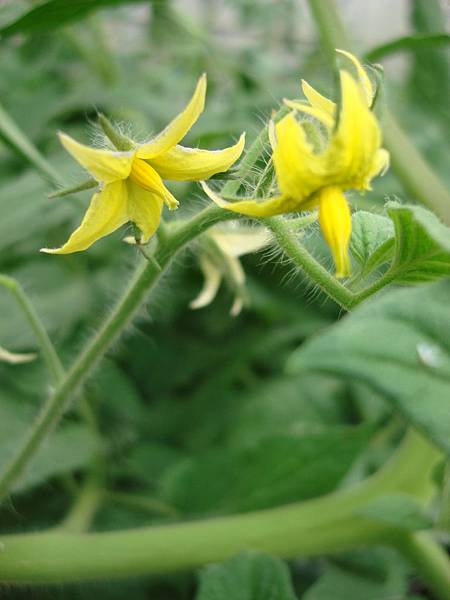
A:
190,223,271,316
202,51,389,278
42,75,245,254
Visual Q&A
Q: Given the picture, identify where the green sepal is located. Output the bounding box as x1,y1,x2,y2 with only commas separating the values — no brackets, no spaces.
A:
97,113,134,151
48,178,98,199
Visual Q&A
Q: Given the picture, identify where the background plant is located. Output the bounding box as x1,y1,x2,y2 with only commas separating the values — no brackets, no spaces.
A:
0,1,449,599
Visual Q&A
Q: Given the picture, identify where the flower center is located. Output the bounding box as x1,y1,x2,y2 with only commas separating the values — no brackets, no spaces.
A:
129,158,162,194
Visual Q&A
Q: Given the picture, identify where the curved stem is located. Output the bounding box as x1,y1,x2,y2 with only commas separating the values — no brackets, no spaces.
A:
0,509,395,584
0,429,441,586
0,205,236,501
264,217,355,310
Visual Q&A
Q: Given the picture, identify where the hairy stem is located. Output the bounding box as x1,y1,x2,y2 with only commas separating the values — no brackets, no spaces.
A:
0,206,235,500
264,217,355,310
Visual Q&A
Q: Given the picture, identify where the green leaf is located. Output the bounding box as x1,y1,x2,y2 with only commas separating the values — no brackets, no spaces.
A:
0,0,150,37
303,549,408,600
355,493,432,531
160,427,371,515
350,211,394,275
288,279,450,454
196,552,297,600
365,33,450,62
0,261,92,350
386,202,450,282
16,425,99,493
0,398,98,493
226,375,345,447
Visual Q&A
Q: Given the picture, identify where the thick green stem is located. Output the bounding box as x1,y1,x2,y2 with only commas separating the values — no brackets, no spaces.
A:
0,509,396,584
0,206,235,501
306,0,450,226
0,429,441,586
264,217,355,310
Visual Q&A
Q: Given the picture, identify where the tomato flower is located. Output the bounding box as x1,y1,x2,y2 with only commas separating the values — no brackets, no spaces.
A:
191,223,270,316
42,75,245,254
202,51,389,278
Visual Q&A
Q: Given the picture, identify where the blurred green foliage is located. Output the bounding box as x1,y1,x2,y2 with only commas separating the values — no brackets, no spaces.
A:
0,0,449,598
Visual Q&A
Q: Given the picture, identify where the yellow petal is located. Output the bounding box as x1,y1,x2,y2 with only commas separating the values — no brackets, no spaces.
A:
190,255,222,310
137,74,207,159
283,99,334,128
301,80,336,117
129,158,179,210
336,49,374,106
147,133,245,181
201,181,294,217
273,113,326,199
59,132,134,183
126,180,164,243
41,181,128,254
326,70,381,190
318,186,352,278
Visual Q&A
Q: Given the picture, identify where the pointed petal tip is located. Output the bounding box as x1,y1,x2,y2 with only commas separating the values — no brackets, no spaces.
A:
200,181,229,209
57,131,67,145
197,72,207,101
230,296,243,317
236,131,246,151
40,247,60,255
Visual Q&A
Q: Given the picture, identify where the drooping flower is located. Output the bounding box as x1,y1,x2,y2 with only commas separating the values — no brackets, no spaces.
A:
202,51,389,278
42,75,245,254
190,223,271,316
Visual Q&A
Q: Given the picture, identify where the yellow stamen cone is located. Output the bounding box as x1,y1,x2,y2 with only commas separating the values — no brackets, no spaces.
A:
318,186,352,278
